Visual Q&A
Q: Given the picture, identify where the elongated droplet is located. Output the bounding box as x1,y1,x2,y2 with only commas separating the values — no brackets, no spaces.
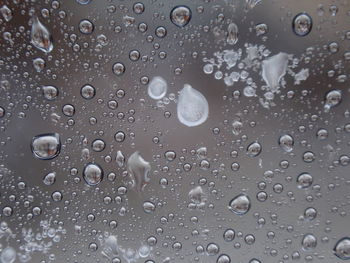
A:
227,23,238,45
116,150,125,167
0,5,12,22
127,151,151,192
262,52,288,91
177,84,209,127
30,16,53,53
148,76,167,100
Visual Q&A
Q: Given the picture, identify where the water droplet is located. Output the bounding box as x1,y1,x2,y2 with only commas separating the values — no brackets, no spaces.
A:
262,52,289,91
177,84,209,127
81,84,96,99
0,5,13,22
30,16,53,53
246,142,262,157
127,151,151,192
112,62,125,76
301,234,317,251
227,23,238,45
42,85,59,100
292,13,312,36
148,76,167,100
43,172,56,185
79,19,94,34
279,134,294,152
229,194,251,215
1,247,16,263
133,2,145,14
334,237,350,260
297,173,313,189
324,90,342,112
31,133,61,160
143,201,156,213
255,23,268,36
83,163,103,186
170,6,192,27
155,26,167,38
217,254,231,263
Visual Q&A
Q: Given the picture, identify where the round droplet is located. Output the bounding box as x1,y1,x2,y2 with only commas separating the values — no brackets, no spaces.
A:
31,133,61,160
81,84,96,99
297,173,313,189
165,151,176,161
324,90,341,112
92,139,105,152
255,23,268,36
112,62,125,76
170,6,192,27
177,84,209,127
279,134,294,152
206,243,219,256
246,142,262,157
114,131,125,142
223,229,235,242
62,104,75,117
155,26,167,38
304,207,317,221
334,237,350,260
129,49,140,61
148,76,167,100
33,57,46,72
292,13,312,36
51,191,62,201
133,2,145,14
79,19,94,34
83,163,103,186
229,194,251,215
301,234,317,251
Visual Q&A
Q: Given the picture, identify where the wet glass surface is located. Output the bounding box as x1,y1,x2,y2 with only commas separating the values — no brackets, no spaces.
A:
0,0,350,262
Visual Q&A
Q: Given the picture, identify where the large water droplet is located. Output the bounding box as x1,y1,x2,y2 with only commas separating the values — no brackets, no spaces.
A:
334,237,350,260
262,52,289,91
177,84,209,127
279,134,294,152
83,163,103,186
30,16,53,53
0,247,16,263
31,133,60,160
324,89,342,112
127,151,151,192
147,76,167,100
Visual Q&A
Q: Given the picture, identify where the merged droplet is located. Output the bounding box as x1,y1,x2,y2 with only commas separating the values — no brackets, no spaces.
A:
31,133,61,160
292,13,312,36
177,84,209,127
228,194,251,215
127,151,151,192
262,52,289,91
83,163,103,186
170,6,192,27
334,237,350,260
147,76,167,100
30,16,53,53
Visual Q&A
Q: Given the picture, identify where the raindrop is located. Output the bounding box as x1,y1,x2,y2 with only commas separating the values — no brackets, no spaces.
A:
279,134,294,152
227,23,238,45
43,172,56,185
297,173,313,189
42,85,58,100
301,234,317,251
143,201,156,213
112,62,125,76
0,247,16,263
0,5,12,22
324,90,342,112
246,142,262,157
80,84,96,99
127,151,151,192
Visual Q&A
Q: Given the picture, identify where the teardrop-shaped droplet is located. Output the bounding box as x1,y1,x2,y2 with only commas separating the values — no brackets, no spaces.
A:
227,23,238,45
148,76,167,100
31,133,60,160
177,84,209,127
262,52,289,91
116,150,125,167
127,151,151,192
229,194,251,215
30,16,53,53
